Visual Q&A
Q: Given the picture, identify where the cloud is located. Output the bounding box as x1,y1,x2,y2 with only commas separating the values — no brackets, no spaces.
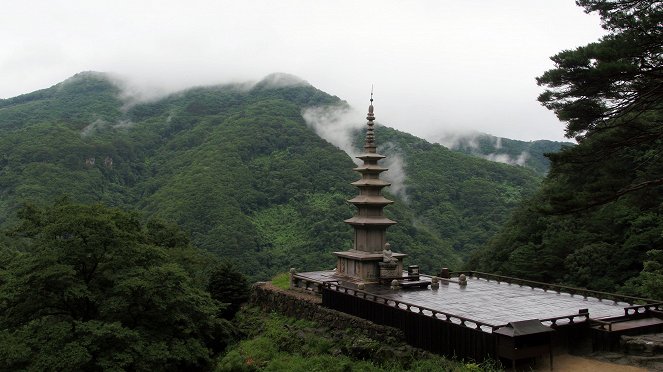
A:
302,105,409,201
112,77,171,111
432,130,482,150
484,151,529,166
494,136,503,150
302,105,363,160
80,119,106,137
380,143,409,202
0,1,606,142
112,119,134,129
107,71,307,112
80,117,135,137
254,73,309,89
432,130,531,167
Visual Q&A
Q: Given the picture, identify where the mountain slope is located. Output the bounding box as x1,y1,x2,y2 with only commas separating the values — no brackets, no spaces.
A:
0,72,541,279
371,127,540,258
435,132,573,174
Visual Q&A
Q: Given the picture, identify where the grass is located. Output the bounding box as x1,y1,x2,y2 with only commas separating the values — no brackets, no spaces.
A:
270,272,290,290
216,307,504,371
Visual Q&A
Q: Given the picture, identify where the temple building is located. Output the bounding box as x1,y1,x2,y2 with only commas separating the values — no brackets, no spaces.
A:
291,94,663,370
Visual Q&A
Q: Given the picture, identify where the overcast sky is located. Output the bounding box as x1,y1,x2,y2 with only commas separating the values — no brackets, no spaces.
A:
1,1,606,141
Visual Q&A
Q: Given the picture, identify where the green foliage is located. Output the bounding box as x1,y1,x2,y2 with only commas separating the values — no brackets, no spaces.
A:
371,127,541,259
0,71,123,131
472,190,663,290
622,249,663,300
538,0,661,139
216,307,500,372
270,272,291,290
536,0,662,207
0,202,234,370
471,1,663,293
0,71,541,280
207,262,251,319
446,132,572,175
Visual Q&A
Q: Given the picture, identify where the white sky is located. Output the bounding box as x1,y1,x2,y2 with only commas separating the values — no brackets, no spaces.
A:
0,1,605,141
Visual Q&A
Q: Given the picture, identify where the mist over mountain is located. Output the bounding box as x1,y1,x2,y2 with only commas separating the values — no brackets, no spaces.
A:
433,131,573,175
0,72,541,278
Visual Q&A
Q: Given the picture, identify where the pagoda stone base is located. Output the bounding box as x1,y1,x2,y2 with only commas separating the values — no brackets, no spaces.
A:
333,250,406,283
378,262,400,278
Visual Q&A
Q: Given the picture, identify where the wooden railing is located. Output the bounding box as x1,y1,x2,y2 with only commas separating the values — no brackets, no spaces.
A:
452,271,659,305
322,281,500,333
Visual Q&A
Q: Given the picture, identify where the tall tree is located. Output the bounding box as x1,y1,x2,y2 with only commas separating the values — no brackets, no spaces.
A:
536,0,662,212
207,262,251,320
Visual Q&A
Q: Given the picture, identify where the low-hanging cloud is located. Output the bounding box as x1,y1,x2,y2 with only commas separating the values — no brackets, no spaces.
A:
255,73,309,89
380,143,409,202
484,151,529,166
80,117,135,137
433,130,482,150
80,118,106,138
434,130,530,167
109,71,307,112
302,105,409,201
1,1,606,143
302,105,363,160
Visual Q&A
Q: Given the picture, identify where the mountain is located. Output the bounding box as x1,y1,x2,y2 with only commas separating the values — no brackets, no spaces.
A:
352,127,540,259
0,72,541,279
435,132,573,175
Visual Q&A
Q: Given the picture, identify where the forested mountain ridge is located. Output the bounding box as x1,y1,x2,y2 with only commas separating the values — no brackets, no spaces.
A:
437,132,573,175
0,71,541,279
357,127,540,258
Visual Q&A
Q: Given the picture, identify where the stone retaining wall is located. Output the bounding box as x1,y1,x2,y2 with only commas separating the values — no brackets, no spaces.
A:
251,282,405,342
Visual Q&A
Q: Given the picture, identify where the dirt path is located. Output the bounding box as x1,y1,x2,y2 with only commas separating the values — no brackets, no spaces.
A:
533,354,646,372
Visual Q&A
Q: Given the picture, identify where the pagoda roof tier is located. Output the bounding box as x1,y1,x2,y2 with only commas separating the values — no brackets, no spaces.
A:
356,153,386,161
351,179,391,187
347,195,394,205
344,216,397,226
353,164,388,173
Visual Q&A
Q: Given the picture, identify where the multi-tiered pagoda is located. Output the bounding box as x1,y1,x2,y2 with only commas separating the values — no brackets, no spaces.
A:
333,95,406,283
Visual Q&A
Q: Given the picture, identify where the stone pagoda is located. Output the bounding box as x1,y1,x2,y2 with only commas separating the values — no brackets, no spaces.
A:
333,94,406,283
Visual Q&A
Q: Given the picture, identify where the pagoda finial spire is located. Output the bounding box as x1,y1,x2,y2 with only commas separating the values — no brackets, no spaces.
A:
364,87,376,153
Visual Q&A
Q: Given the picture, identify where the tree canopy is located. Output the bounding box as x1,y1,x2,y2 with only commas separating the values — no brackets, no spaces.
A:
0,202,235,370
536,0,662,211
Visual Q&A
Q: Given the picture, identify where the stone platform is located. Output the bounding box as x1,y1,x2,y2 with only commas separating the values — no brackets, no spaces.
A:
296,270,629,326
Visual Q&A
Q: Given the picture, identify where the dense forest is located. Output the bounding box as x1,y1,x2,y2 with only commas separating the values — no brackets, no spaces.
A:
470,0,662,299
0,202,249,370
0,71,540,279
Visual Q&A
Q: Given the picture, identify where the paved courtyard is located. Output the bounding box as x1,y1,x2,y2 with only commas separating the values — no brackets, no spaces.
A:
297,271,629,326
